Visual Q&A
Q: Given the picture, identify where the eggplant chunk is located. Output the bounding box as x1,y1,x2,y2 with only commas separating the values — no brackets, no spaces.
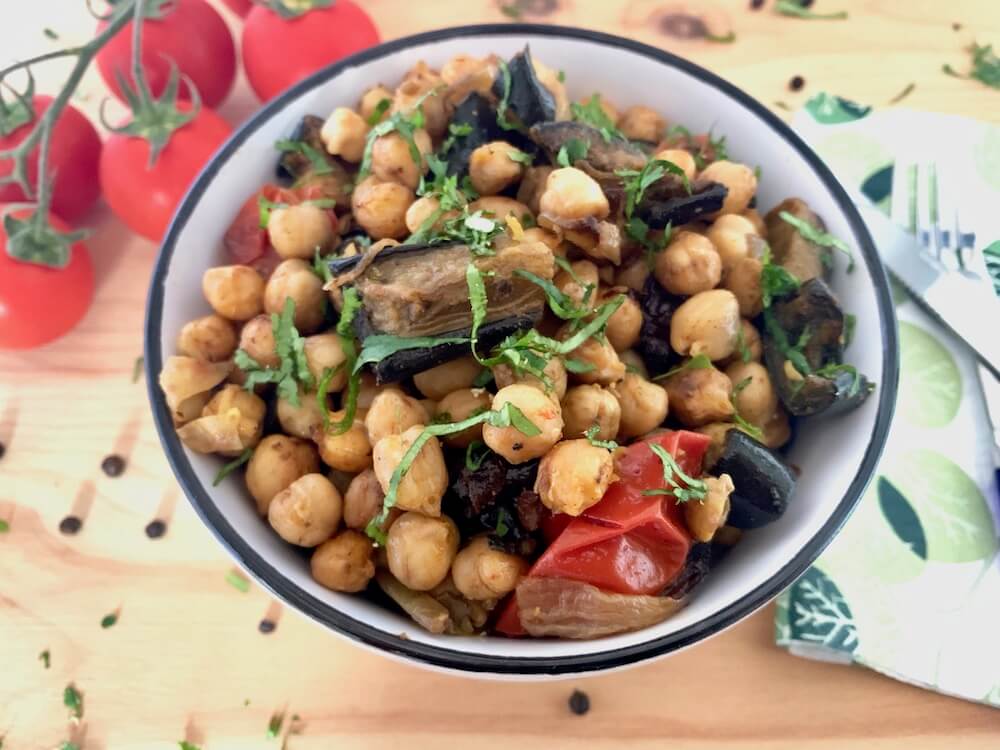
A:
636,182,729,230
441,92,508,176
276,115,327,181
706,430,796,529
530,121,647,172
765,198,829,283
492,47,555,128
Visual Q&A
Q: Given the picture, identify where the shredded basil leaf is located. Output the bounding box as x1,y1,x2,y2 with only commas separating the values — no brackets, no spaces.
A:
616,159,691,219
815,362,863,396
571,94,625,142
779,210,854,271
843,313,857,348
654,353,713,381
735,323,752,363
234,297,314,406
212,448,253,486
274,138,333,175
556,137,589,168
465,440,491,470
225,569,250,593
763,310,812,376
466,263,489,358
584,424,618,450
358,87,439,178
730,377,764,440
496,59,517,130
642,443,708,503
64,683,84,720
943,42,1000,90
775,0,847,19
507,148,534,165
760,243,802,307
514,269,591,321
366,97,392,126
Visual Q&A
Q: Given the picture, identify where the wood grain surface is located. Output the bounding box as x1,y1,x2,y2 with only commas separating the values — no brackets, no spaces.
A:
2,1,1000,748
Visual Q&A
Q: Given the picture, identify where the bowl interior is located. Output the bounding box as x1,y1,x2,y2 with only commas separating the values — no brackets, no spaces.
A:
148,27,895,673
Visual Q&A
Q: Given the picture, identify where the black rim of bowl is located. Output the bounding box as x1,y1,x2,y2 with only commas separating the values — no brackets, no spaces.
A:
145,23,899,675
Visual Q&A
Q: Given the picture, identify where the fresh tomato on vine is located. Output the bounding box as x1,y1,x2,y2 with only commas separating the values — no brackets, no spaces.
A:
242,0,380,102
96,0,237,109
0,95,102,223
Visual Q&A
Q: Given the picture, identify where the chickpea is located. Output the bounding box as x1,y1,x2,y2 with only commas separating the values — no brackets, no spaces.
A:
539,167,610,222
373,426,448,516
246,434,320,515
742,208,767,237
483,384,563,464
521,226,563,252
738,319,763,362
358,85,393,123
654,231,723,296
598,265,615,285
436,388,493,448
670,289,741,361
441,54,485,85
202,265,265,322
177,314,237,362
618,105,665,142
267,473,343,547
725,361,777,426
311,531,376,592
452,536,528,600
706,214,759,271
351,176,414,240
469,141,527,196
562,333,625,386
372,129,432,190
313,412,372,473
413,355,482,400
267,203,335,261
238,314,279,368
516,166,553,214
560,384,621,441
405,195,450,235
394,72,449,138
493,357,567,401
159,355,232,424
386,511,459,591
277,389,326,439
554,259,600,309
653,148,697,181
698,161,757,215
620,349,649,378
469,196,532,224
696,422,737,467
615,258,651,294
264,259,326,334
664,365,734,427
343,468,387,531
601,290,642,352
535,439,616,516
613,372,670,439
365,389,427,445
356,371,379,410
761,406,792,449
723,255,764,319
301,333,348,391
320,107,369,163
685,474,734,542
202,384,266,452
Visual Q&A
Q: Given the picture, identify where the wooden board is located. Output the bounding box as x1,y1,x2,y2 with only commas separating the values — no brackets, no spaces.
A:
2,0,999,747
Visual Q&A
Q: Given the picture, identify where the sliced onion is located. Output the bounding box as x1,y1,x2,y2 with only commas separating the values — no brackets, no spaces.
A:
376,571,450,635
158,356,232,425
176,410,244,454
516,577,685,639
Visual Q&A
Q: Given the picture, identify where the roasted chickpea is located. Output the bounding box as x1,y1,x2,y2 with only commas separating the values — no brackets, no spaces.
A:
452,536,528,600
562,333,625,386
320,107,369,163
358,85,393,123
413,355,483,400
535,439,616,516
493,356,567,401
436,388,493,448
159,356,232,425
620,349,649,378
761,406,792,449
343,468,386,531
613,372,670,439
313,412,373,473
202,265,265,322
696,422,737,467
303,333,348,391
725,361,777,426
394,71,449,138
737,319,763,362
601,290,642,352
246,434,320,515
277,389,326,439
653,148,697,180
723,254,764,319
554,259,600,309
469,141,527,196
560,384,621,441
405,195,451,235
516,166,553,214
264,259,326,334
540,167,609,222
267,203,335,260
615,258,651,293
372,129,432,190
355,371,379,410
685,474,734,542
520,226,563,252
670,289,741,361
698,161,757,215
483,384,563,464
469,196,532,224
238,314,279,368
365,389,427,445
386,512,459,591
202,384,266,451
742,208,767,237
618,105,665,142
177,314,237,362
654,231,723,296
351,176,414,240
268,473,343,547
664,365,734,427
311,531,376,592
373,426,449,516
441,54,485,85
706,214,759,271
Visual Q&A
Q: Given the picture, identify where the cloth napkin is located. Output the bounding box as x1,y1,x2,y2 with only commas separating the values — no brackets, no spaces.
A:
772,95,1000,708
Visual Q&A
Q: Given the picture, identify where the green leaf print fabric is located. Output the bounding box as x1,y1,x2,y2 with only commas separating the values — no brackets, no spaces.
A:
774,105,1000,709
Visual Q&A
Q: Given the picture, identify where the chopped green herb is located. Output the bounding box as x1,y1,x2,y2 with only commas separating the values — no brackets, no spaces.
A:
495,507,512,537
225,569,251,593
707,131,729,162
43,27,59,40
312,248,334,284
735,323,752,363
753,164,762,181
499,2,521,18
0,520,8,533
815,362,862,396
730,377,764,440
431,411,454,425
472,367,494,387
705,31,736,43
465,440,491,471
466,263,489,357
267,712,284,740
888,82,916,104
775,0,848,20
100,611,118,629
584,424,618,451
440,121,474,154
131,355,144,383
763,310,812,376
212,448,253,486
616,159,691,219
39,649,50,668
365,97,392,126
64,683,84,720
178,742,202,750
760,244,801,307
325,288,365,435
496,59,517,130
556,137,589,168
514,269,591,322
943,42,1000,90
563,357,596,374
773,100,793,111
59,743,80,750
557,69,566,83
234,297,315,406
257,194,287,229
507,148,534,165
274,139,333,175
316,366,339,429
642,443,708,503
355,334,471,372
654,353,713,380
843,313,857,347
627,216,672,268
779,210,854,271
571,94,626,142
359,87,439,177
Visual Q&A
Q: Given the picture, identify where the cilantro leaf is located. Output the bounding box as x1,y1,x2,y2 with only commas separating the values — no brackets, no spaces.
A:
213,448,253,486
358,88,439,178
763,310,812,377
779,211,854,271
465,440,491,471
730,377,764,440
274,139,333,175
466,263,489,357
64,683,84,720
760,243,801,307
496,59,517,130
365,97,392,126
571,94,625,142
556,138,589,168
507,148,534,165
775,0,847,19
584,424,618,450
642,443,708,503
653,353,713,380
943,42,1000,90
513,269,591,321
616,159,691,219
234,297,314,407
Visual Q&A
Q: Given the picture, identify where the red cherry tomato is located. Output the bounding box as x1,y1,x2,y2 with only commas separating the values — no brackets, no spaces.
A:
220,0,253,16
96,0,237,109
0,207,94,350
0,97,102,223
242,1,380,102
99,104,232,241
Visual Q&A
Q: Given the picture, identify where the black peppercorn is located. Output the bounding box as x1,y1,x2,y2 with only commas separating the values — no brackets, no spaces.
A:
258,619,277,634
568,689,590,715
145,520,167,539
750,0,765,9
101,454,126,477
789,75,805,91
59,515,83,535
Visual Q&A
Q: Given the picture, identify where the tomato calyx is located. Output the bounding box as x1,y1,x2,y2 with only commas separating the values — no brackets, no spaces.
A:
0,73,36,137
2,208,86,268
100,0,176,20
261,0,336,19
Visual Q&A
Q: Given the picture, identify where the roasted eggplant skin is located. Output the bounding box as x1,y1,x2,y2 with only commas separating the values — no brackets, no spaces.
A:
441,93,508,176
765,198,829,283
276,115,326,181
636,276,682,375
492,47,555,129
636,181,729,230
706,430,796,529
530,121,647,173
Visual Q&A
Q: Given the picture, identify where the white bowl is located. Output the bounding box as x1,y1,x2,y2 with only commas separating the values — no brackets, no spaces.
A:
145,24,898,677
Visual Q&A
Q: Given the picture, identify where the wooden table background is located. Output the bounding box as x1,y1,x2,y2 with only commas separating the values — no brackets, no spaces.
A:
2,1,1000,747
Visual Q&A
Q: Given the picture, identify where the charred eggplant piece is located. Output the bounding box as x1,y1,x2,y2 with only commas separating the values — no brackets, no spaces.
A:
765,198,829,283
329,240,554,382
530,121,647,172
491,47,555,128
636,181,729,229
636,276,682,374
276,115,326,181
662,543,713,598
441,92,508,176
707,430,796,529
274,114,352,208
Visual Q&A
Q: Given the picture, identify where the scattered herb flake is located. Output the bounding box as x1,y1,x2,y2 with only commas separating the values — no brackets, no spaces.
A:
59,743,80,750
730,377,764,440
584,424,618,450
365,97,391,126
496,59,517,130
234,297,314,406
507,148,534,165
736,323,752,363
888,82,916,104
775,0,848,20
213,448,253,486
942,42,1000,89
642,443,708,503
43,27,59,40
472,367,494,387
131,355,144,383
359,87,439,177
843,313,857,347
514,269,591,322
40,649,50,668
773,100,793,111
705,31,736,43
267,712,284,740
815,362,863,396
571,94,625,142
556,137,589,168
654,353,713,381
64,683,84,720
760,244,802,307
616,159,691,219
257,194,287,229
495,507,512,537
557,69,566,83
225,569,251,593
464,440,491,471
100,611,118,629
763,310,812,376
0,519,8,533
274,138,333,175
499,2,521,18
178,742,202,750
779,210,854,271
